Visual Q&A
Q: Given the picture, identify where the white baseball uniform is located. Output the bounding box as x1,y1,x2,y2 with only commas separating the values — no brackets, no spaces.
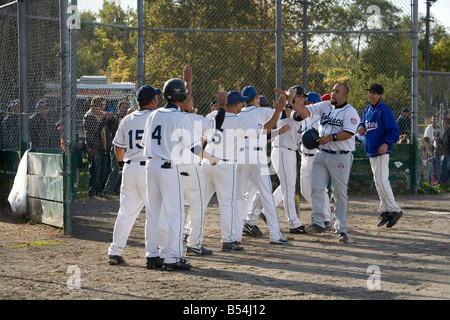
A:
298,116,332,222
178,112,217,250
235,105,285,243
141,104,200,264
202,111,260,244
307,101,360,233
270,111,303,229
108,109,159,257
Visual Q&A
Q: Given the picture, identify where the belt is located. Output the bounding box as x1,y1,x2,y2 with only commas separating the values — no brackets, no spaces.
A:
273,146,295,151
125,160,146,166
320,149,350,155
303,153,315,157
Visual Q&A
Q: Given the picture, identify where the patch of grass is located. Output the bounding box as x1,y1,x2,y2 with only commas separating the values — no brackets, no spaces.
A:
7,240,61,249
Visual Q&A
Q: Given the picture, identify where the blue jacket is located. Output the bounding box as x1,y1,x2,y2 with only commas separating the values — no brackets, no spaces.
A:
358,100,400,157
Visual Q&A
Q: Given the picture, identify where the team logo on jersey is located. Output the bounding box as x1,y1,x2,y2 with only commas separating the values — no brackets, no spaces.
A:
350,118,357,125
321,113,344,127
365,120,378,132
336,162,345,172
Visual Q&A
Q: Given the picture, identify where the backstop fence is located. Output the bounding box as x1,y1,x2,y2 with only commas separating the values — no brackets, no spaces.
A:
2,0,445,235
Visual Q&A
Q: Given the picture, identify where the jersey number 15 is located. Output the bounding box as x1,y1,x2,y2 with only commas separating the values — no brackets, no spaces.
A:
128,129,144,149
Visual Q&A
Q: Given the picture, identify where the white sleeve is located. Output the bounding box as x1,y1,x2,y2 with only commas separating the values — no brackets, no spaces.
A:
343,108,361,134
112,120,126,149
307,101,328,118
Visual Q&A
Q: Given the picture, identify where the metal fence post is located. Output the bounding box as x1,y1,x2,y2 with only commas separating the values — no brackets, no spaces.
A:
137,0,144,88
411,0,419,195
60,0,72,235
70,0,78,202
17,0,29,156
275,0,282,92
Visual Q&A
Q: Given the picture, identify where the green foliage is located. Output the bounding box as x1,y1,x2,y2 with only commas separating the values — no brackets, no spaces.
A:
73,0,449,115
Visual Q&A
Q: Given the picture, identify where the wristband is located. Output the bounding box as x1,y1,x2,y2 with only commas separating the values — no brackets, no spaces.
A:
332,134,338,141
118,161,125,169
285,104,293,109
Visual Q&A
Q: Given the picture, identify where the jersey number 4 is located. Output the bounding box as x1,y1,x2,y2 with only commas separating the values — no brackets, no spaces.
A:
128,129,144,149
152,125,162,145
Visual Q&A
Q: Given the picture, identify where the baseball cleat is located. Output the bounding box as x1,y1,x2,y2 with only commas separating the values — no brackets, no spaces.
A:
258,212,267,224
324,221,332,230
221,241,244,251
108,255,126,265
289,225,307,234
243,222,263,237
377,212,391,227
162,258,191,271
270,236,289,244
146,256,164,269
386,211,403,228
186,246,213,256
305,223,325,233
337,233,348,243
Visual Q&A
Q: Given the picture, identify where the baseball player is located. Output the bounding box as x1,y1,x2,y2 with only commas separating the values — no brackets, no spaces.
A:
287,83,360,243
234,86,289,245
357,83,402,228
177,65,226,256
300,92,333,228
202,90,290,251
269,86,309,234
141,78,220,271
107,85,161,267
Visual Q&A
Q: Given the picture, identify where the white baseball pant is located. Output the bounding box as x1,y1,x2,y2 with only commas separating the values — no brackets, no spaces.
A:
369,154,401,213
145,158,185,264
271,146,302,229
300,153,332,222
108,161,167,257
202,160,238,243
179,163,206,250
235,162,283,242
310,151,353,234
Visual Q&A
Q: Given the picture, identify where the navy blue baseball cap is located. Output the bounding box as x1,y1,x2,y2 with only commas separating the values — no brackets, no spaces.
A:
306,92,322,103
241,86,258,100
136,85,161,103
227,91,249,105
259,95,269,106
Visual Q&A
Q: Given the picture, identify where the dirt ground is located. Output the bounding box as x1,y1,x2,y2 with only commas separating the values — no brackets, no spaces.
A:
0,192,449,302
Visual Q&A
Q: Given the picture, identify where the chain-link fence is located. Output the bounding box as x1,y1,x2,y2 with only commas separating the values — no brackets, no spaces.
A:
417,70,450,187
3,0,446,232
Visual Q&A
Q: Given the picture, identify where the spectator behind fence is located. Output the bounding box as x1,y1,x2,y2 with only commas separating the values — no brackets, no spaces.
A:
29,99,61,150
103,100,130,197
437,117,450,186
1,100,20,150
424,114,443,142
418,136,440,185
83,96,114,198
397,107,411,136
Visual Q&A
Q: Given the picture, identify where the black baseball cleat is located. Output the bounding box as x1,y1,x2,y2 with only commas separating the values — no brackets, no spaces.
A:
221,241,244,251
108,255,125,265
270,236,289,245
146,256,164,269
289,225,307,234
162,258,191,271
258,212,267,224
186,246,213,256
337,233,348,243
377,212,391,227
305,223,325,234
243,222,263,237
386,211,403,228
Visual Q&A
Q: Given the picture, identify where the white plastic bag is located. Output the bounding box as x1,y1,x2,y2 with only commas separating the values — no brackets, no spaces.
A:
8,149,29,215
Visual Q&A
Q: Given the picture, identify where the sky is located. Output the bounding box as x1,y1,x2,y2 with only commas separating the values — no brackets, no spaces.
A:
76,0,450,32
